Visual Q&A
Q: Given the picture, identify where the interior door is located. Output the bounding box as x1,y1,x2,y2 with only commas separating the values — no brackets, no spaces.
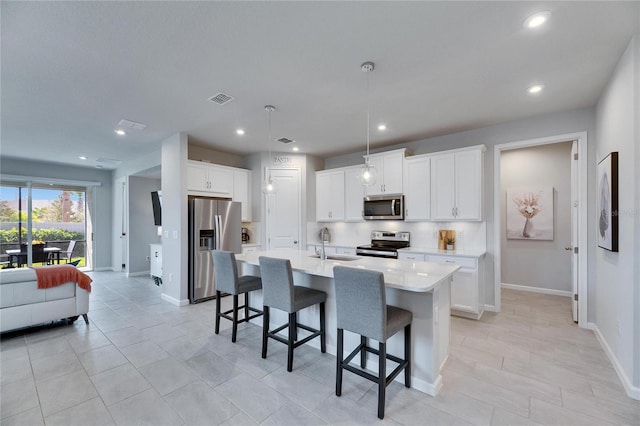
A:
266,168,301,250
570,141,579,322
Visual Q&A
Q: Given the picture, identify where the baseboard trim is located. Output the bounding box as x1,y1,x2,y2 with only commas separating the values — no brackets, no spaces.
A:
127,271,150,277
592,325,640,400
92,267,113,272
484,304,497,312
161,293,189,307
501,282,571,297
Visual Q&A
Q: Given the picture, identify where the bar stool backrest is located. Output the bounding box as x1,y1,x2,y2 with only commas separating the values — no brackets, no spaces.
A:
212,250,239,294
259,256,295,312
333,266,387,342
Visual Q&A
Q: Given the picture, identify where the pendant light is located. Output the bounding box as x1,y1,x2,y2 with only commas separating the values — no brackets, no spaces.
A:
359,61,378,186
263,105,277,195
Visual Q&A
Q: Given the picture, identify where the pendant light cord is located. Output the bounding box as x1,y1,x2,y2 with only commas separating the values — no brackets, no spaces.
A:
265,105,275,181
366,69,370,163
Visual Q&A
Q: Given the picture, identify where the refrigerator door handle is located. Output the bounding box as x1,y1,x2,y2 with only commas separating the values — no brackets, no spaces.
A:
215,214,222,250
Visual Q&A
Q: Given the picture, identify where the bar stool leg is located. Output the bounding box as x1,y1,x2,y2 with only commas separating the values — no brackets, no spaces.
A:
378,341,387,420
232,295,239,343
215,291,222,334
360,336,367,368
405,323,411,387
244,292,250,320
287,312,295,372
292,312,298,341
320,302,326,353
336,328,344,396
262,306,270,359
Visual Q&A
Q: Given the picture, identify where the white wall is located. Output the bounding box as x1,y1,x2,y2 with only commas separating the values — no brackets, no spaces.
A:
128,176,161,275
0,158,113,270
161,133,189,305
325,106,596,314
500,142,573,292
595,35,639,395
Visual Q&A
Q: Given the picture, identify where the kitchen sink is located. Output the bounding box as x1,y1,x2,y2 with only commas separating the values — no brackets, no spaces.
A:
309,254,360,261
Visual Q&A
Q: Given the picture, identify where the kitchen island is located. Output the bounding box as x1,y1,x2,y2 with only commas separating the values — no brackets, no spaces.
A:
236,249,460,396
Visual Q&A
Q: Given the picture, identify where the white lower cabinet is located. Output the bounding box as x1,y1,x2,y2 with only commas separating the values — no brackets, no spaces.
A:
427,254,484,319
242,245,260,255
397,252,426,261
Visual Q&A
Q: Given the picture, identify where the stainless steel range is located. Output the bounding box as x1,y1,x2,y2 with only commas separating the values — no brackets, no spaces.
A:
356,231,410,259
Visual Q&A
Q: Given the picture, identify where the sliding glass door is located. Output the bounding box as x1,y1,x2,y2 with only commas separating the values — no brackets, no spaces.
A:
0,182,89,269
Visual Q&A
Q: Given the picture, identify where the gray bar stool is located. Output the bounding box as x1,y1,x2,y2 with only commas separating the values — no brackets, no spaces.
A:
333,266,412,420
258,256,327,372
212,250,263,343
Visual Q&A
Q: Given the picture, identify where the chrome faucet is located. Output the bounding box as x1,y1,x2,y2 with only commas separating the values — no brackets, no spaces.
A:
320,227,328,260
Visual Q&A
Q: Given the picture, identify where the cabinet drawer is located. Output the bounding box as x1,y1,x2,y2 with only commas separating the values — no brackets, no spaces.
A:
335,247,356,255
427,255,476,269
398,252,426,261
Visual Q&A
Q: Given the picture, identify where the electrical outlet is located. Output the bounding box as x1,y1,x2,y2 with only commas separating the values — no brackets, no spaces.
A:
458,230,464,238
168,273,173,282
617,320,622,336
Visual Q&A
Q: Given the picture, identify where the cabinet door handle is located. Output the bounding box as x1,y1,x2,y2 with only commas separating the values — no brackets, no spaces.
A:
452,207,455,216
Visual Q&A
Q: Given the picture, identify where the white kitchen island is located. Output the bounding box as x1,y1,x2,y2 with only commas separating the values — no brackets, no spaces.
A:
236,249,460,396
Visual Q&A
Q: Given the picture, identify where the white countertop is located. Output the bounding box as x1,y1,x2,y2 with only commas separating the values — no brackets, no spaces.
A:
398,247,486,258
236,249,460,293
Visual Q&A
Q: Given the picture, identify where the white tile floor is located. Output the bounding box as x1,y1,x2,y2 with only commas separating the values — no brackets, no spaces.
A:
1,272,638,425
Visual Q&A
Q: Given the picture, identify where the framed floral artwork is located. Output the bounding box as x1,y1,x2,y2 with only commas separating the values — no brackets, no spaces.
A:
597,152,618,252
506,187,554,240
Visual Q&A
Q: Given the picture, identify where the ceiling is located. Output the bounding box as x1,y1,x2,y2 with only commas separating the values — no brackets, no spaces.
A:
1,1,638,170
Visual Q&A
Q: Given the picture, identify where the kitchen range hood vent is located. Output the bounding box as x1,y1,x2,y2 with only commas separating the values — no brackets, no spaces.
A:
276,137,295,144
208,92,235,105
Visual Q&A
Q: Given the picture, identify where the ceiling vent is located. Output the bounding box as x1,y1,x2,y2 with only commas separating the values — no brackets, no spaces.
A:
96,158,123,166
276,137,295,144
117,119,147,131
208,92,235,105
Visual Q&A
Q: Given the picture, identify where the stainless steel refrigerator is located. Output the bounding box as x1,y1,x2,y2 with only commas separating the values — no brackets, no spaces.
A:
188,197,241,303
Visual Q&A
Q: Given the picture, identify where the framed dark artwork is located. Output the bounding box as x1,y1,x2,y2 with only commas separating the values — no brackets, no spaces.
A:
597,152,618,252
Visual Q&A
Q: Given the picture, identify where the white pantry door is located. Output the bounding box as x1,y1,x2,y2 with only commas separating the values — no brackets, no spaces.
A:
266,168,301,250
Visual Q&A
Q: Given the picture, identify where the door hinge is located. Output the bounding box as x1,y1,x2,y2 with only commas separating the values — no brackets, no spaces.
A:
574,294,578,301
574,247,579,254
574,153,579,160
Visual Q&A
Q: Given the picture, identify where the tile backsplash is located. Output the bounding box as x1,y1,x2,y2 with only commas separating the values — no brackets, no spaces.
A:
307,220,486,251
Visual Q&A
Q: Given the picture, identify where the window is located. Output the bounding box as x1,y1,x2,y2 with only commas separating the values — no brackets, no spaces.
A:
0,182,88,268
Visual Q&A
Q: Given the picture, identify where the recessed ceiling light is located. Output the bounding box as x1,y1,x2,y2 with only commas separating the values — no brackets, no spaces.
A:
236,129,245,135
524,11,550,29
292,146,299,152
378,124,387,131
95,165,104,169
114,129,126,136
79,155,87,160
527,84,544,94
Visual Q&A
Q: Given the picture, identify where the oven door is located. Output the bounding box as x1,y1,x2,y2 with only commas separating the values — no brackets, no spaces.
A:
355,247,398,258
363,195,404,220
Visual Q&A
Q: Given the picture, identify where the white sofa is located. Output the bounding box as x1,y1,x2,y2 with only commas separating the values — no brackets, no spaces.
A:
0,267,89,333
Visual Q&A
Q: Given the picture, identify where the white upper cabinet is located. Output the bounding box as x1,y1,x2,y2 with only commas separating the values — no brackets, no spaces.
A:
188,161,252,221
365,149,406,196
233,169,252,222
187,160,233,197
403,156,431,221
316,169,345,222
344,166,365,221
430,145,485,221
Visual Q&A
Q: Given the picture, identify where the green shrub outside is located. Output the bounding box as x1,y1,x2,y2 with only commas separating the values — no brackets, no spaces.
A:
0,227,84,244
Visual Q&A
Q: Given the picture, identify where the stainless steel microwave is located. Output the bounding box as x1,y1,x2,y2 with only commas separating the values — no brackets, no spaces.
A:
363,195,404,220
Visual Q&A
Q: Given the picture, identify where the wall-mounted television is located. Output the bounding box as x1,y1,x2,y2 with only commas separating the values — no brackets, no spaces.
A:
151,191,162,226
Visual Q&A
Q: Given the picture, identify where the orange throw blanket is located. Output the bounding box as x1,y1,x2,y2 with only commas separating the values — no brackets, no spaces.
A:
31,265,92,293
